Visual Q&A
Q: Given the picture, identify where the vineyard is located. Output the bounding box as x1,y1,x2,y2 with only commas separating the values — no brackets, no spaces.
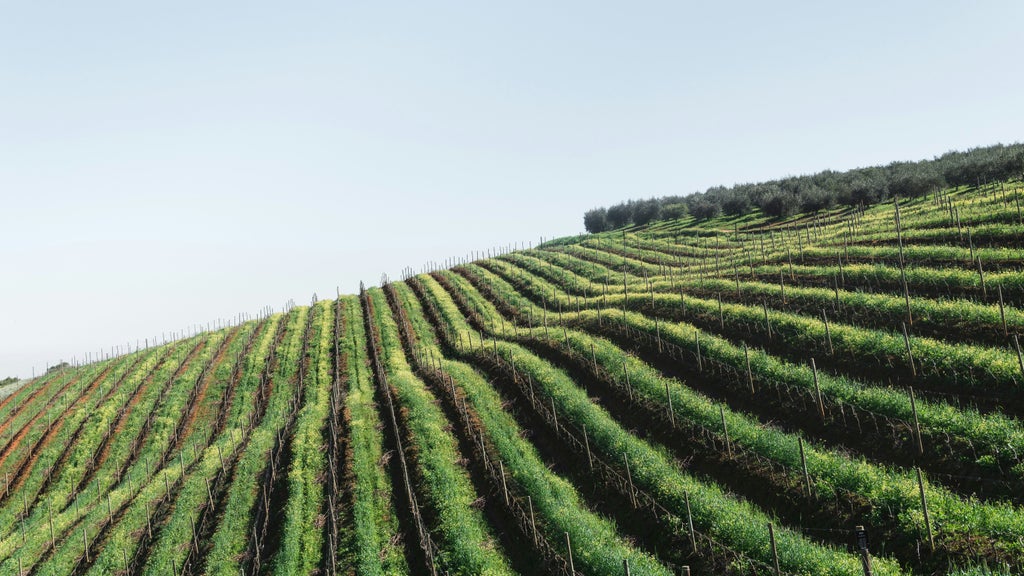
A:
5,180,1024,575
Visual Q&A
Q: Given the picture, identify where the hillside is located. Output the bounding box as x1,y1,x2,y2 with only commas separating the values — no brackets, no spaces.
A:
0,381,24,402
2,180,1024,575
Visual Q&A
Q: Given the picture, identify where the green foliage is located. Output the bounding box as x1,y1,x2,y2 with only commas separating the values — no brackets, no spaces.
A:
338,295,408,575
423,272,903,575
205,309,308,576
455,258,1024,565
274,301,333,576
368,288,516,576
396,281,673,575
6,170,1024,576
583,207,609,232
661,202,688,219
688,198,721,220
586,142,1024,232
113,321,261,576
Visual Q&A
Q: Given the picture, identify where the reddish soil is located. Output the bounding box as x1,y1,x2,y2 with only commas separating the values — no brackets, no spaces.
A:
174,329,241,453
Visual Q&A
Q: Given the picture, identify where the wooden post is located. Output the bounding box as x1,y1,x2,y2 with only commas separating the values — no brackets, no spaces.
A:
528,496,537,545
835,275,842,312
768,522,781,576
684,490,696,551
799,438,811,497
901,322,917,378
565,532,575,574
665,380,676,428
655,316,662,353
855,525,874,576
624,558,632,576
811,358,825,421
1015,335,1024,379
998,285,1008,336
624,453,637,508
977,258,987,298
499,461,509,506
695,330,703,372
590,343,598,372
48,501,54,547
916,467,934,550
479,430,489,469
822,309,834,355
189,513,199,552
744,342,755,394
720,406,732,459
583,424,593,470
551,398,559,435
909,387,924,456
623,362,633,401
763,302,772,340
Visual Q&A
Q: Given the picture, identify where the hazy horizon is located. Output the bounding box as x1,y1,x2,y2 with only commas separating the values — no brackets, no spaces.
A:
4,1,1024,378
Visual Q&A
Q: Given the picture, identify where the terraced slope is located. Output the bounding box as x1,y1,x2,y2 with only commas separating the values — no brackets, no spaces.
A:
2,179,1023,575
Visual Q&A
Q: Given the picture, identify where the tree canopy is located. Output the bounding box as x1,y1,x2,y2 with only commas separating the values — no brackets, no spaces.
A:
583,142,1024,232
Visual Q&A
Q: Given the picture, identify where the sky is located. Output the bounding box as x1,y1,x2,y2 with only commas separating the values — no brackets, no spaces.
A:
2,1,1023,377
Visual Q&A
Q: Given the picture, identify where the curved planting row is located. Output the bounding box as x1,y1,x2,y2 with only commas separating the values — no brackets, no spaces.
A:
134,318,267,576
475,258,1024,484
516,249,1024,347
2,178,1021,576
433,265,1024,571
273,299,334,574
0,334,212,574
336,295,408,574
364,287,516,575
469,260,1024,475
412,272,900,575
388,281,672,575
204,307,307,576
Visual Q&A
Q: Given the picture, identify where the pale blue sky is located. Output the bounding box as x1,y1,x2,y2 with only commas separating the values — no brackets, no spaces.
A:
2,1,1022,377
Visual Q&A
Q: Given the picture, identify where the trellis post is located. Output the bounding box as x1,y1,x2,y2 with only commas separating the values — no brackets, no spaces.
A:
797,437,813,496
909,387,923,455
768,522,781,576
917,467,934,550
